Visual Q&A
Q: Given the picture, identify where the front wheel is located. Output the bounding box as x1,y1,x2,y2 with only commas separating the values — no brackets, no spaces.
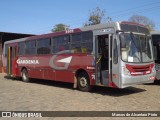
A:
22,69,30,82
77,72,92,92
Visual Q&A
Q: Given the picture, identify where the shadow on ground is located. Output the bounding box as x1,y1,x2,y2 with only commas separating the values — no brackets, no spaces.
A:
4,75,146,97
144,80,160,86
91,86,146,97
4,75,21,80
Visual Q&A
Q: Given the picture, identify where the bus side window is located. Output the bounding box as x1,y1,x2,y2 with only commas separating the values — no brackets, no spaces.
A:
82,31,93,53
71,34,81,53
18,42,25,55
37,38,51,54
71,31,93,54
52,35,70,53
25,40,36,55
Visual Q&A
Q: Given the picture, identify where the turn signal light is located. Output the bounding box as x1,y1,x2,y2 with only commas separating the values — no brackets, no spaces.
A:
149,76,155,80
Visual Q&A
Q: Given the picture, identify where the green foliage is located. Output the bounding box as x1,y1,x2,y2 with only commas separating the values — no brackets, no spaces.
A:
51,24,70,32
129,15,155,31
84,7,112,26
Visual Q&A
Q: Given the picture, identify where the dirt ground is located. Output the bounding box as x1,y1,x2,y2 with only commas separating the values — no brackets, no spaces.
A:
0,73,160,120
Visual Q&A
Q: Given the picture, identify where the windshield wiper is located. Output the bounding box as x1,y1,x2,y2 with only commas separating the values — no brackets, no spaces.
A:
130,32,141,62
144,35,149,52
130,32,139,50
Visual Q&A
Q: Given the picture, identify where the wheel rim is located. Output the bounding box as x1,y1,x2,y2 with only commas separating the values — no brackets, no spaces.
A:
79,77,88,87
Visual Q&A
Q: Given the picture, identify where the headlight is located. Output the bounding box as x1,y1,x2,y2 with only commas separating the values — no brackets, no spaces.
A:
122,66,131,75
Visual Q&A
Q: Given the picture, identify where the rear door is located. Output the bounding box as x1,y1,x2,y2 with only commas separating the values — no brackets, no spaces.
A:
12,45,18,76
7,46,12,75
6,45,18,76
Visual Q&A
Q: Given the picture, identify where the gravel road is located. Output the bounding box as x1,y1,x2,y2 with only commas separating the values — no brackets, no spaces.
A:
0,73,160,120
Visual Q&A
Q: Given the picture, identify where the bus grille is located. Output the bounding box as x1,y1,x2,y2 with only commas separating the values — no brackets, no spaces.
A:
126,64,154,76
132,66,150,72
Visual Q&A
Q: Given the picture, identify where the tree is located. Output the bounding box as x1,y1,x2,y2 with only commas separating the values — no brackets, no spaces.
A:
128,15,155,31
51,23,70,32
84,7,112,26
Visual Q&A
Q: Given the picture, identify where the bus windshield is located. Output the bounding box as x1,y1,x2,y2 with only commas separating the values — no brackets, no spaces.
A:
120,33,153,63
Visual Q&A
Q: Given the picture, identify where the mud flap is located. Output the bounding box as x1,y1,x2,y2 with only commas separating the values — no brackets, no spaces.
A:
73,76,77,88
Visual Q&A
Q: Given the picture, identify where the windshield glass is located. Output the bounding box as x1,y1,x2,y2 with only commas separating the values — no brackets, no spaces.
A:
120,33,153,63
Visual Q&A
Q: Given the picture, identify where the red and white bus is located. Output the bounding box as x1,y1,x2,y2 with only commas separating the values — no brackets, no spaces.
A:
2,21,156,91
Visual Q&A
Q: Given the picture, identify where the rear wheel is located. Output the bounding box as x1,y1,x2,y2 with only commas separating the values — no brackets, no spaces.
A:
77,72,92,92
22,69,29,82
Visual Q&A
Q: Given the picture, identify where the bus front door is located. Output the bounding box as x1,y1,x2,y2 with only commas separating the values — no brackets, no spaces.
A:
95,35,110,85
7,46,18,76
95,34,120,87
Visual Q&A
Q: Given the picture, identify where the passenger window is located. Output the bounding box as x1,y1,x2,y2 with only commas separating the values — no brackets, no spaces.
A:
37,38,51,54
72,34,81,43
82,32,92,42
52,35,70,53
18,42,25,55
71,31,93,53
25,40,36,55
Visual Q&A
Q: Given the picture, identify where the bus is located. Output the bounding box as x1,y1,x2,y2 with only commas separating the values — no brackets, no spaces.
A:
151,31,160,80
2,21,156,92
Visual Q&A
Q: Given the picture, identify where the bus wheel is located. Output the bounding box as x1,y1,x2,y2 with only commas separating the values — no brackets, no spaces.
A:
22,69,29,82
77,72,91,92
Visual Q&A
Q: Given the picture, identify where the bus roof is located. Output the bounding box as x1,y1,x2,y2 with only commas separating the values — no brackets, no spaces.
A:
27,22,120,40
4,22,119,44
151,31,160,35
4,37,29,44
4,21,147,44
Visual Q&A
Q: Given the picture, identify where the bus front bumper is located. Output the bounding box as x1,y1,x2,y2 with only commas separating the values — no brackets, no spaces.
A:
120,72,156,88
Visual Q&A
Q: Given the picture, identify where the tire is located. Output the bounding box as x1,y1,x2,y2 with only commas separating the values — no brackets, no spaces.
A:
77,72,92,92
22,69,30,82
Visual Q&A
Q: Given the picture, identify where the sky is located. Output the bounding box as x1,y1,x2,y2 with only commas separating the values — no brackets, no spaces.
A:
0,0,160,34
